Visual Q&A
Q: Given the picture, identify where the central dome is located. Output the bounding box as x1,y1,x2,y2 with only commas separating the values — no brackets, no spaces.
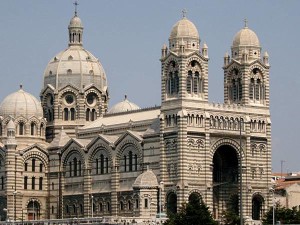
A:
43,13,107,93
43,47,107,92
169,17,199,40
0,87,43,119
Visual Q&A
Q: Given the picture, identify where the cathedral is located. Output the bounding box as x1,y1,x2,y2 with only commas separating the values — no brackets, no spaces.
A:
0,6,272,224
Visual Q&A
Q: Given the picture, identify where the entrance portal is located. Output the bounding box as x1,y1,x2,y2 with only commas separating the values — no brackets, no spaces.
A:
213,145,239,219
27,200,40,220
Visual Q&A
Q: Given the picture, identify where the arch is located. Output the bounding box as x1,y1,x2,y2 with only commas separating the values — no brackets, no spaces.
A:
116,141,142,172
88,144,112,174
188,192,202,203
27,199,41,220
252,193,264,220
167,192,177,215
61,148,86,172
18,121,25,135
210,138,245,160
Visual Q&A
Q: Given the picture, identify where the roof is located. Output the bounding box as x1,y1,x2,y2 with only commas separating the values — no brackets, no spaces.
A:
133,169,158,188
169,17,199,40
108,96,140,114
49,128,71,148
232,26,260,47
81,107,160,130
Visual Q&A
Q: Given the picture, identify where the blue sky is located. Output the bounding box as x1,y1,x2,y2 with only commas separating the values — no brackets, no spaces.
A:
0,1,298,172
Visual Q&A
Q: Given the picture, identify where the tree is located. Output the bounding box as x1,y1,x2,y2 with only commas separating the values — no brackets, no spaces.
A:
263,203,300,225
164,195,217,225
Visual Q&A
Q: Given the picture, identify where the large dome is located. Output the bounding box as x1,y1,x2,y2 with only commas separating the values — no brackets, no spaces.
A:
43,13,107,93
43,46,107,92
232,26,260,48
169,17,199,40
0,87,43,119
108,96,140,114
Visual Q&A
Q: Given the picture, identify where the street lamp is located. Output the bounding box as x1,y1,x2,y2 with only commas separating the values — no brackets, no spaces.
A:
159,181,164,220
91,195,94,218
269,187,275,225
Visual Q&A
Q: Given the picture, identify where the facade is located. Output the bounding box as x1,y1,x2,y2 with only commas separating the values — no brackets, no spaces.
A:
0,9,272,224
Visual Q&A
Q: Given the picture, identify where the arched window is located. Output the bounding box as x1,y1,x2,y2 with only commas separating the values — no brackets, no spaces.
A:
135,199,139,209
120,201,124,211
249,78,255,100
106,157,109,173
80,204,83,214
99,203,103,212
30,122,36,136
128,201,132,210
74,158,77,177
86,109,90,121
144,199,148,208
174,72,179,94
39,163,43,172
52,182,54,190
78,160,82,176
32,177,35,190
69,161,72,177
64,108,69,121
40,123,44,137
134,154,138,171
100,154,104,174
91,109,96,121
39,177,43,190
193,72,199,93
129,151,133,172
67,69,72,75
70,108,75,121
32,158,36,172
252,195,264,220
124,156,127,172
187,71,192,94
52,205,54,214
19,122,24,135
96,158,99,174
24,176,28,190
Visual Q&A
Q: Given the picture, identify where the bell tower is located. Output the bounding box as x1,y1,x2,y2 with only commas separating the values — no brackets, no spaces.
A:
223,20,270,107
161,13,209,107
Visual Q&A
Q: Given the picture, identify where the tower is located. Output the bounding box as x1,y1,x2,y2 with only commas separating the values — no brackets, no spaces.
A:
223,20,270,108
160,13,209,212
40,10,109,142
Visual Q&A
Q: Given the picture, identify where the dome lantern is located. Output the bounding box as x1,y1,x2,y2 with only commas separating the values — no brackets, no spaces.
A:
68,2,84,47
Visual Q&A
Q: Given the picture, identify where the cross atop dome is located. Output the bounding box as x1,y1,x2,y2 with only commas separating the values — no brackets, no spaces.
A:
74,0,79,16
182,9,187,18
244,18,248,28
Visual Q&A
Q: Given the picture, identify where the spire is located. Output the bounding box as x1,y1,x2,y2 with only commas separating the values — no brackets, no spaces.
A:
244,18,248,28
68,1,83,46
74,0,79,16
182,9,187,18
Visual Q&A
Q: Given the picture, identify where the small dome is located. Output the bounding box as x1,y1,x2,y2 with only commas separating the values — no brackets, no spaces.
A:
108,96,140,114
0,87,43,119
232,26,260,48
69,15,83,28
169,17,199,40
133,169,158,188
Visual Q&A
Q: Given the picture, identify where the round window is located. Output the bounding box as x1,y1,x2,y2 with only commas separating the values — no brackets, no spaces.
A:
65,94,75,105
86,93,97,106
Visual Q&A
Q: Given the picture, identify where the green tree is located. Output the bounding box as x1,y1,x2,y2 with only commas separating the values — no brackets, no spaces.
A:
164,195,217,225
263,203,300,224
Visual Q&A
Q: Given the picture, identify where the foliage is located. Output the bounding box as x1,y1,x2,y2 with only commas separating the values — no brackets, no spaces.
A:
222,209,240,225
263,202,300,224
164,196,217,225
